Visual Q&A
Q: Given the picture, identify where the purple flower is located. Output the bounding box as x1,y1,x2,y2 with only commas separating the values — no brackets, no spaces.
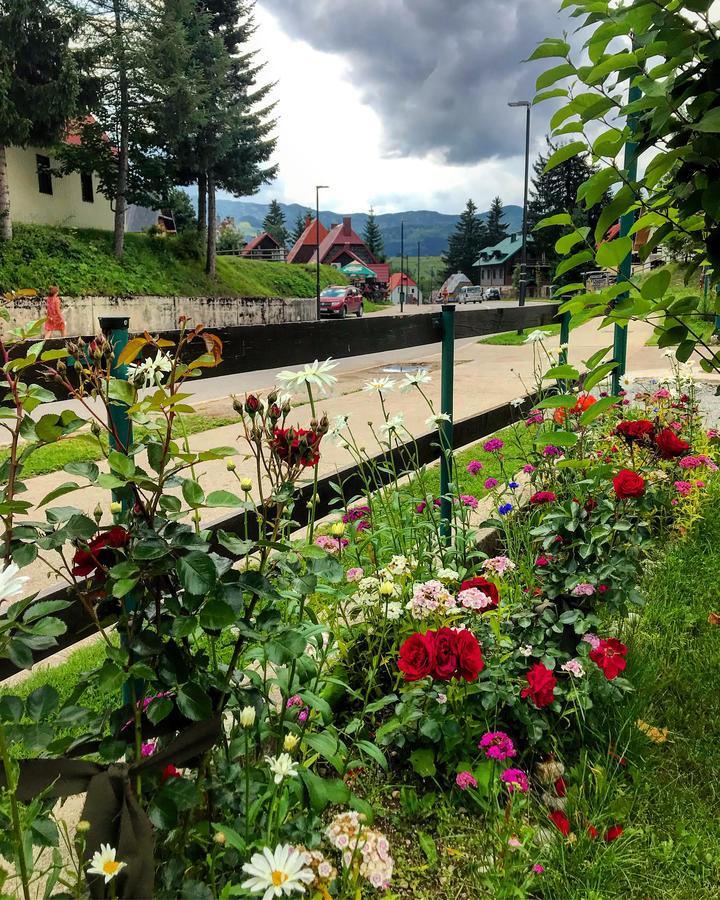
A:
466,460,484,475
500,768,529,793
508,481,519,490
499,503,513,516
484,438,505,453
543,445,562,457
459,494,479,509
286,694,303,709
484,477,499,490
456,771,478,790
479,731,516,761
298,708,309,723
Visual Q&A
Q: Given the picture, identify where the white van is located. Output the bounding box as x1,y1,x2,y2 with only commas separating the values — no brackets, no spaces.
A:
457,285,485,303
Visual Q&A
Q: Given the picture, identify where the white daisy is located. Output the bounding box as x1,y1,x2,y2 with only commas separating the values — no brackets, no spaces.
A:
524,329,548,344
363,376,396,393
126,351,172,388
400,369,432,392
510,397,525,408
379,413,405,437
0,562,29,603
426,412,451,427
276,359,338,394
87,844,127,884
241,844,314,899
265,752,299,784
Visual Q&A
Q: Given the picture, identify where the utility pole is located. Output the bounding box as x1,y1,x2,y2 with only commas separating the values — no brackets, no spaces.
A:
399,220,405,313
315,185,328,319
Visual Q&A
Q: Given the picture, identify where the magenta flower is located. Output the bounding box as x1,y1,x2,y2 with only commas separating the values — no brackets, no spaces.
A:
522,463,536,474
484,477,499,490
298,708,309,723
674,480,692,496
466,460,484,475
533,864,545,875
582,633,601,650
571,582,595,597
500,768,529,793
542,444,562,457
535,555,550,567
525,412,544,426
479,731,516,761
456,771,478,790
286,694,303,709
459,494,479,509
483,438,505,453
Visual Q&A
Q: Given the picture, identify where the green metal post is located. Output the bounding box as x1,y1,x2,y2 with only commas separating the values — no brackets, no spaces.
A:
439,303,455,544
559,311,570,366
611,69,641,395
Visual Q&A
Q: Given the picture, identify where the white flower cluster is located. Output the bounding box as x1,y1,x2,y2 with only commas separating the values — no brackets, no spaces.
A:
127,350,172,388
406,579,456,619
326,811,394,891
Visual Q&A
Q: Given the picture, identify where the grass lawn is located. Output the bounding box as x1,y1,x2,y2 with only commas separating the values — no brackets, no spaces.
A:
0,224,345,298
479,323,563,346
363,298,392,314
4,411,238,479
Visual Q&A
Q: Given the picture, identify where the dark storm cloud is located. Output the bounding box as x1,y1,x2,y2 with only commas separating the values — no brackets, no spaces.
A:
260,0,568,163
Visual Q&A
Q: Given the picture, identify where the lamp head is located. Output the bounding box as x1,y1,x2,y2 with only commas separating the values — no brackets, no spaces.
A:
508,100,531,108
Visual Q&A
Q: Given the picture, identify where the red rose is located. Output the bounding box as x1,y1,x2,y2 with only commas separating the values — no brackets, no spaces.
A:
613,469,645,499
433,628,459,680
71,526,130,577
605,825,623,842
616,419,654,442
398,631,436,681
459,576,499,609
554,777,567,798
654,427,690,459
530,491,557,505
521,662,557,708
590,638,628,680
548,810,570,836
161,764,181,782
588,825,599,840
454,629,484,681
270,426,321,468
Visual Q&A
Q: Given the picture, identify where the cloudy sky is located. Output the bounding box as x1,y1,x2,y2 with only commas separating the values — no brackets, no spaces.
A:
249,0,566,215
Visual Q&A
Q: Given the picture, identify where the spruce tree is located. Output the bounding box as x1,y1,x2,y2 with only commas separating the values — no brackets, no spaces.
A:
0,0,80,241
290,210,308,245
485,196,508,246
527,138,610,283
442,199,486,282
362,206,385,261
263,199,288,246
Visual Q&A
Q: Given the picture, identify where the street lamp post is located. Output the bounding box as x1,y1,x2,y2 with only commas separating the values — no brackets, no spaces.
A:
508,101,531,320
417,241,421,304
399,220,405,313
315,185,329,319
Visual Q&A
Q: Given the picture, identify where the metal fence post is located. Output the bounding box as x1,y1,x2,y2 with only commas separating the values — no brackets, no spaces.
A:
439,303,455,544
559,311,570,366
99,316,133,508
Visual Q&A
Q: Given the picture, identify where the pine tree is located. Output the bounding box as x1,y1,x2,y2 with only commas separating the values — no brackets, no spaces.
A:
527,138,610,283
0,0,80,241
263,199,288,246
485,196,508,246
290,210,309,245
442,199,487,282
362,207,385,261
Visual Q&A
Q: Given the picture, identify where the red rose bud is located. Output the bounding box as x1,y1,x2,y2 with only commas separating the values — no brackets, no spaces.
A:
654,427,690,459
554,777,567,798
616,419,654,442
549,810,570,836
245,394,260,415
605,825,624,842
161,764,180,782
530,491,557,505
588,825,599,840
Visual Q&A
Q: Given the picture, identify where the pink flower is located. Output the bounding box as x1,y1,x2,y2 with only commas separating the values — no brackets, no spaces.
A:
525,413,544,426
141,740,157,758
582,633,601,650
298,708,309,723
456,771,478,790
533,864,545,875
507,836,522,849
522,463,536,473
346,567,364,582
482,555,516,576
286,694,303,708
535,555,550,567
479,731,516,761
653,388,671,400
466,460,484,475
484,438,504,453
674,480,693,496
571,582,595,597
315,534,348,554
484,477,499,490
458,587,495,610
459,494,479,509
500,768,529,793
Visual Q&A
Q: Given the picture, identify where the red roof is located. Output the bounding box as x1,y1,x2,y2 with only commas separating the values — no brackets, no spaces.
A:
241,231,281,255
310,216,376,265
388,272,417,291
287,218,328,263
368,263,390,283
63,115,112,147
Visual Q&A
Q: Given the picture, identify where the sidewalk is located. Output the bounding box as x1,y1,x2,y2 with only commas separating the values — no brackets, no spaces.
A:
12,318,678,597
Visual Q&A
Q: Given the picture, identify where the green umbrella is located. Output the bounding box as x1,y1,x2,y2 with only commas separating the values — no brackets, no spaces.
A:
340,261,376,278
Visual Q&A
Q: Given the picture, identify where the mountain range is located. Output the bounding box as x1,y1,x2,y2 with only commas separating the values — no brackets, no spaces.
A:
185,189,523,257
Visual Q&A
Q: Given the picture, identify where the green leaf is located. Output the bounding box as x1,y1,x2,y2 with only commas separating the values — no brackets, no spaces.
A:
579,395,619,425
177,551,217,595
535,429,579,447
176,683,212,721
534,213,573,230
592,127,625,157
585,50,638,85
182,479,205,507
536,62,575,91
38,481,82,507
216,531,254,557
641,268,672,301
410,747,436,777
545,141,587,173
205,490,244,508
64,461,100,482
418,832,438,867
583,362,618,392
304,730,339,762
26,685,59,722
527,39,570,60
594,186,634,241
543,365,580,381
112,578,138,599
107,378,135,406
199,597,236,630
0,695,24,722
596,237,632,269
583,345,613,369
695,107,720,133
555,229,588,255
555,249,594,278
266,629,306,665
299,769,350,813
108,450,135,479
356,740,388,771
533,88,568,105
536,394,578,408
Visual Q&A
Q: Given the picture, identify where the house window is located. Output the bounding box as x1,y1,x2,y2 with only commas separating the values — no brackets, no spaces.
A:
80,171,94,203
36,155,53,195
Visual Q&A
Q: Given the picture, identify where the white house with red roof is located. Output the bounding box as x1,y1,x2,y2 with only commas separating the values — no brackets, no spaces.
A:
387,272,422,304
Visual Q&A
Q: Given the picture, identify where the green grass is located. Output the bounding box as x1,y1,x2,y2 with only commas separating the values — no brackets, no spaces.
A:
363,298,392,314
0,224,346,297
479,323,563,346
3,411,238,479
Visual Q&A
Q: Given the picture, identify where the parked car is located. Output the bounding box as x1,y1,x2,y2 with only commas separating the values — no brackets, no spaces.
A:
485,287,502,301
319,285,364,318
456,285,485,303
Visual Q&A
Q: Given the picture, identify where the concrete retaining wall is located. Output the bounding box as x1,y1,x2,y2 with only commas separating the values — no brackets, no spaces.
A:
4,294,316,335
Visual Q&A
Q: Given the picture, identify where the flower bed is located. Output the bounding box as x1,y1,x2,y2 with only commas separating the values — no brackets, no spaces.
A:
0,320,717,898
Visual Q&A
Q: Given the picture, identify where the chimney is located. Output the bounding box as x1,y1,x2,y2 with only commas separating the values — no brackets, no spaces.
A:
342,216,351,236
511,232,517,242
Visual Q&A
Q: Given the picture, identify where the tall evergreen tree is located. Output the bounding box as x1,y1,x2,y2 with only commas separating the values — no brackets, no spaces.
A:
485,196,508,246
362,206,385,261
0,0,80,241
527,138,610,283
263,198,288,246
166,186,197,232
442,199,487,282
290,210,309,245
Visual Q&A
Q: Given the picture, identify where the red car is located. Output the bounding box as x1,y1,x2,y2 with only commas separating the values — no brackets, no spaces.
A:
319,285,364,318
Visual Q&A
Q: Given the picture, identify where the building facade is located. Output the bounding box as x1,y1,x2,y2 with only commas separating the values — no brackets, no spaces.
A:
475,232,537,288
387,272,421,304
